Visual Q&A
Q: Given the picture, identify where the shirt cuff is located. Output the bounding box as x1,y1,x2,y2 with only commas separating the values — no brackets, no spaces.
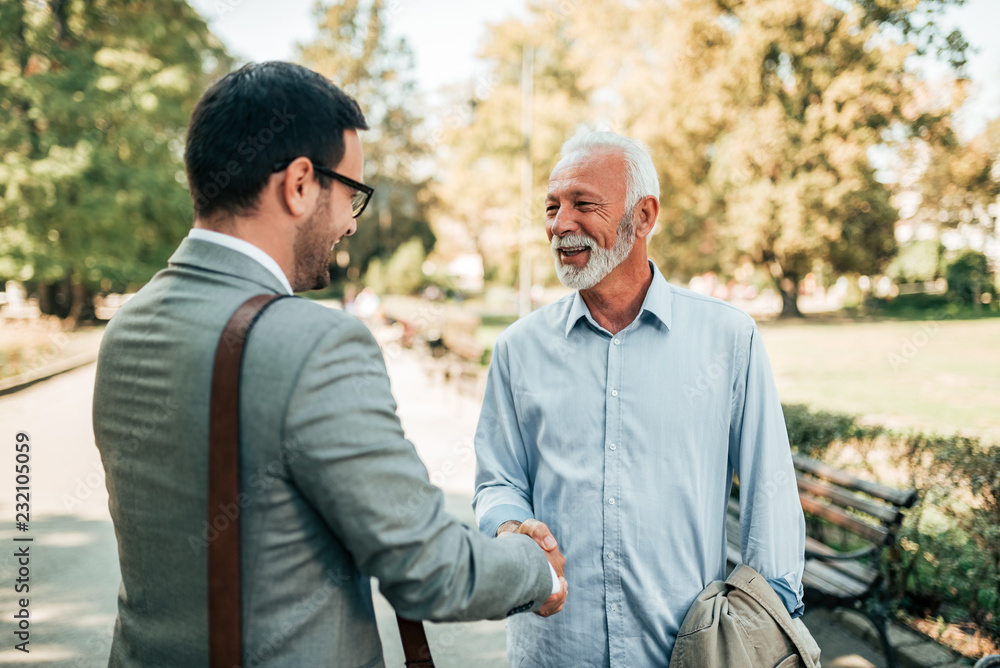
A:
547,563,561,595
766,575,805,619
478,503,534,537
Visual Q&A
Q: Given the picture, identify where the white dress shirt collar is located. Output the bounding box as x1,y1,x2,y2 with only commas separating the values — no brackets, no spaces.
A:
187,228,293,295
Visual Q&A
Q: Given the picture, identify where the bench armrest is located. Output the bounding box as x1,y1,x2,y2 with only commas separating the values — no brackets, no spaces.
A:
805,545,877,561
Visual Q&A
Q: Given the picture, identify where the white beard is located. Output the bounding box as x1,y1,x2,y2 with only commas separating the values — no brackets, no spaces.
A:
551,211,636,290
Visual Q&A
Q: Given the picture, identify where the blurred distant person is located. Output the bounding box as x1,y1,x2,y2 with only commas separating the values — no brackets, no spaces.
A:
93,61,565,667
473,131,804,666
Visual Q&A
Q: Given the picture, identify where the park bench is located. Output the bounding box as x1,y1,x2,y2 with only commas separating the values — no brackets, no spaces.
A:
727,453,918,668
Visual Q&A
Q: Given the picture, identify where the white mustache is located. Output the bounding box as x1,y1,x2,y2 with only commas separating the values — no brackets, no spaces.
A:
551,234,596,251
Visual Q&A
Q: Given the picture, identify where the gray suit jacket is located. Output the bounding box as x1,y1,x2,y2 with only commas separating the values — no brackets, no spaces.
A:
92,237,552,667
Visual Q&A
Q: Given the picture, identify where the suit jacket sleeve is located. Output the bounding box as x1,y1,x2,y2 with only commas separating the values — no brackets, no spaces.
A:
282,314,553,621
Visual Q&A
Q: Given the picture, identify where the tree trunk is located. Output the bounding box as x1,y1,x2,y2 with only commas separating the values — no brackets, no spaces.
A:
67,278,95,329
37,279,73,319
777,277,803,318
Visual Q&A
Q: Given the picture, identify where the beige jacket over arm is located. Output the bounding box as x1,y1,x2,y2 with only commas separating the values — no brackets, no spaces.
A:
671,564,822,668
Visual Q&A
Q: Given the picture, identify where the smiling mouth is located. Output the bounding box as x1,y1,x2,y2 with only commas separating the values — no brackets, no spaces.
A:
559,247,588,257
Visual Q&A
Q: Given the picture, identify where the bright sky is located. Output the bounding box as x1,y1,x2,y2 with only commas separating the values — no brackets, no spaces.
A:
188,0,999,139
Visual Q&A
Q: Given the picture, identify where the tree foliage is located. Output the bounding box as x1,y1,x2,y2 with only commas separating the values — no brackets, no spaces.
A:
297,0,435,281
0,0,230,321
911,115,1000,239
435,0,970,317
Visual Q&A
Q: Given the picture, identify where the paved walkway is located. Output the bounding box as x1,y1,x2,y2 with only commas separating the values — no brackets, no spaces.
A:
0,336,894,666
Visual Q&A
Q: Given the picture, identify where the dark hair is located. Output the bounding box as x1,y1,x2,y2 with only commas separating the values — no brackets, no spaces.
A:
183,61,369,220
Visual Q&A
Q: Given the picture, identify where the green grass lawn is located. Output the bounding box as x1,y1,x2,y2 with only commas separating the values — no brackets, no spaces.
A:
758,317,1000,442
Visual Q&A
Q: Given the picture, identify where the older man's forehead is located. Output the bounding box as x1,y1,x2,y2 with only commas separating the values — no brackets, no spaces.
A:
545,184,603,201
547,151,626,197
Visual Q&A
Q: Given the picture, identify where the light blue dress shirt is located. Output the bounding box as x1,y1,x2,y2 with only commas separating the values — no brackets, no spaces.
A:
473,261,806,667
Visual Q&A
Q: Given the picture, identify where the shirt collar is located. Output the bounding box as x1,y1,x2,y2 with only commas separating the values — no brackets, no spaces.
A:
187,228,293,295
564,260,673,337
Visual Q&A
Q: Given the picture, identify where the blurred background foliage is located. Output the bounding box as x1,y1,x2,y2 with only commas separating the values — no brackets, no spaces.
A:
0,0,231,321
297,0,436,286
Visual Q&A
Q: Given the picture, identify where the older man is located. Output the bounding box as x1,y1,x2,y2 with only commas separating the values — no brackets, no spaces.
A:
473,131,806,666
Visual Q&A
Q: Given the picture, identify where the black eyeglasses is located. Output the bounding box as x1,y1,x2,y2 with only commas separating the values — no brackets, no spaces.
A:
273,160,374,218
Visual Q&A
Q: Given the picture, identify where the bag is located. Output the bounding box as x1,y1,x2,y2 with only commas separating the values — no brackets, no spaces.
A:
208,294,435,667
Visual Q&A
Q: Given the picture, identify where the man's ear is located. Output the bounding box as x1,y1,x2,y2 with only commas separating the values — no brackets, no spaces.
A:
280,157,319,217
634,195,659,239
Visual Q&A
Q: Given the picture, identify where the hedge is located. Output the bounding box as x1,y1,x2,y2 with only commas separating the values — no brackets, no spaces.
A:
782,403,999,641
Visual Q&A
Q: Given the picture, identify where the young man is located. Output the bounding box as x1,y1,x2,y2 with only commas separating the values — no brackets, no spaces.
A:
93,61,565,667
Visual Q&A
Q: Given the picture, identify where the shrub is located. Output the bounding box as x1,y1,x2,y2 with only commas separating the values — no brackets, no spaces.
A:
945,251,995,305
781,404,1000,641
385,238,426,296
887,239,942,283
363,237,427,296
783,403,865,456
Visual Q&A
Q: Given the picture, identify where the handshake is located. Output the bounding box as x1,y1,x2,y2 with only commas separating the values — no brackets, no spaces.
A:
497,519,568,617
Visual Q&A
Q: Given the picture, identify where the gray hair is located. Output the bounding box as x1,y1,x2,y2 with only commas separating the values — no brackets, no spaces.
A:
557,131,660,211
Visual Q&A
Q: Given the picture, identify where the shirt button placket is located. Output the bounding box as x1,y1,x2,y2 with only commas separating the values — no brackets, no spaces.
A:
604,332,624,664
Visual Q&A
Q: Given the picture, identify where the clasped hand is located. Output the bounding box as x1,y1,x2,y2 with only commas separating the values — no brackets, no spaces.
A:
498,518,567,617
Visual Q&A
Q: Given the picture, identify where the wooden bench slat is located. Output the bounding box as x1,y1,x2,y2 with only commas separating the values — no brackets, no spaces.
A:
726,543,742,569
804,559,870,599
804,537,878,585
801,570,858,601
796,474,901,524
799,494,889,544
801,569,856,599
727,526,878,590
793,454,917,508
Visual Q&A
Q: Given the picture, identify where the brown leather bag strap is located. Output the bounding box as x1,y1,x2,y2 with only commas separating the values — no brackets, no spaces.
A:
396,615,435,667
209,294,288,668
209,294,435,667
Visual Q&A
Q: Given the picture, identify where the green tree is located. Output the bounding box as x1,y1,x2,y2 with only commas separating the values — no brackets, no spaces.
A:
0,0,230,322
911,114,999,246
297,0,434,284
628,0,967,316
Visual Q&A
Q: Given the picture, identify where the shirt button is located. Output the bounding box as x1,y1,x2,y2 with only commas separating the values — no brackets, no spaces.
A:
609,443,616,451
611,389,618,397
608,497,615,505
608,551,615,560
610,604,618,612
613,338,620,345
